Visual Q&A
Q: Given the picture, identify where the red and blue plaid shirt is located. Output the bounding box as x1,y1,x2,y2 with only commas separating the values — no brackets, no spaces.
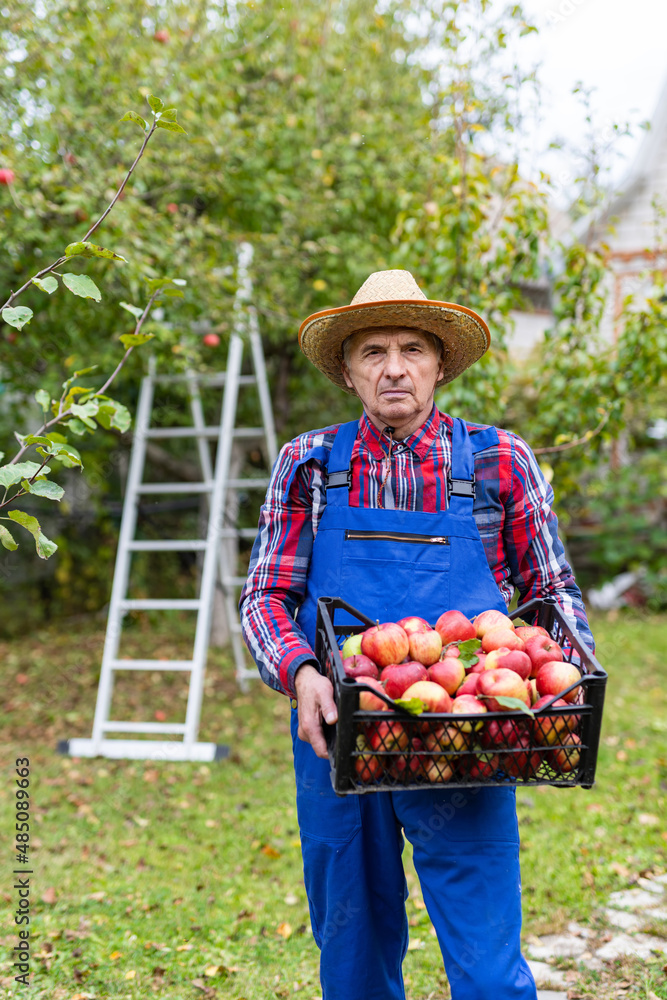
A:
240,405,594,696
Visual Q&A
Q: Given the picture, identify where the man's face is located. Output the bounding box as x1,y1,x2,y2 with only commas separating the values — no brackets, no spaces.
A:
341,326,444,439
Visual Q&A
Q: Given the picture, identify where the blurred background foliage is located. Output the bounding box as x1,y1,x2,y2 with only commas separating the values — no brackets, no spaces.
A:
0,0,665,630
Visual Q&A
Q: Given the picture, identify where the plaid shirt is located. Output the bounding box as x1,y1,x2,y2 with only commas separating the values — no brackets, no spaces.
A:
240,405,594,696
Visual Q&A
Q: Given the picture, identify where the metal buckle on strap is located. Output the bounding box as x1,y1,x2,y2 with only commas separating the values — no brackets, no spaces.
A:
447,476,476,500
326,468,352,490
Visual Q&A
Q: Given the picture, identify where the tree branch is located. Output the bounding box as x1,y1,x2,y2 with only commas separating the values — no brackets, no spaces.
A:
533,410,610,455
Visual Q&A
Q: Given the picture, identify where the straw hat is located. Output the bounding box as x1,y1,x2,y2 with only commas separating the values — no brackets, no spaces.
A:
298,269,490,394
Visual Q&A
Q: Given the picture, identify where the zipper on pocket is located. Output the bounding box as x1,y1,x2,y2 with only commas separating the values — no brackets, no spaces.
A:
345,530,449,545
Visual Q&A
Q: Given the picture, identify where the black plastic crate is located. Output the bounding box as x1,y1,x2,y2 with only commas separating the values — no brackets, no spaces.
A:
314,596,607,795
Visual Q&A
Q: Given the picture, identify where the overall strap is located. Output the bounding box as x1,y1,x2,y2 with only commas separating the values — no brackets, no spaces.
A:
448,417,476,515
325,420,359,507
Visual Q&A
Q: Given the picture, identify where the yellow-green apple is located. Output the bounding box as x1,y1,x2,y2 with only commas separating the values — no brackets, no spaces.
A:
483,647,531,680
367,718,409,753
548,732,581,772
408,628,442,666
380,662,428,699
428,657,465,696
514,625,550,642
361,622,409,667
355,676,390,712
343,654,379,679
354,738,384,782
474,609,514,638
451,694,487,731
402,680,453,714
502,732,541,779
341,633,363,658
456,672,480,697
524,636,563,678
423,723,467,754
481,628,525,653
531,696,577,745
396,615,431,635
435,609,477,644
422,756,455,782
476,668,531,712
535,661,582,704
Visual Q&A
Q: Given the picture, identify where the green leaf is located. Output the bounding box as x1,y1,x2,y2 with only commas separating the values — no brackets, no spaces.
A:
65,241,127,262
38,440,82,469
148,94,164,112
120,332,154,348
64,417,90,436
0,524,18,551
0,462,50,489
393,697,426,716
158,107,178,122
35,389,51,412
20,435,51,448
32,276,58,294
7,510,58,559
95,399,131,433
119,110,148,130
161,287,184,298
70,399,99,429
62,273,102,301
20,478,65,501
155,120,187,134
2,306,33,330
453,637,483,670
479,695,534,717
119,301,144,319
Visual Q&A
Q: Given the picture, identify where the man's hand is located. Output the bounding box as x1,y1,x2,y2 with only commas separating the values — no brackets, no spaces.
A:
293,663,338,759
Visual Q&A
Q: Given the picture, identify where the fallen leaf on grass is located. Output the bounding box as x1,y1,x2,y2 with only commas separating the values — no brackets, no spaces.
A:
610,862,631,878
284,893,298,905
176,943,193,951
69,993,95,999
41,887,57,904
109,950,122,960
638,813,659,826
276,922,293,939
261,844,281,858
407,938,423,951
124,971,136,980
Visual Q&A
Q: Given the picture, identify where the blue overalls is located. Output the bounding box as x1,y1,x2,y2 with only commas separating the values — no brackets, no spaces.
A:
291,418,537,1000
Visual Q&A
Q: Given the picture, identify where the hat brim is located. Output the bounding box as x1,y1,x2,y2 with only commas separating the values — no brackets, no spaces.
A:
298,299,491,394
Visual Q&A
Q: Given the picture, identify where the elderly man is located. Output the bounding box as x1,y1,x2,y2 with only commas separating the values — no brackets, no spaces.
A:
240,270,593,1000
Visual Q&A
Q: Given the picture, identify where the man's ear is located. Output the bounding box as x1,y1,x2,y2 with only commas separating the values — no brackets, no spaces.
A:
342,361,355,392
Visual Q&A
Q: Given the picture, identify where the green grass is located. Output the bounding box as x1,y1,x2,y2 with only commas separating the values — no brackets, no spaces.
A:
0,610,666,999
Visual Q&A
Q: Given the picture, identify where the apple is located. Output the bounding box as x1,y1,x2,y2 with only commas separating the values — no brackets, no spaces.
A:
408,628,442,666
354,739,384,783
483,647,531,680
524,636,564,678
451,695,487,731
548,732,582,773
342,654,379,679
480,717,524,750
514,625,550,642
396,615,431,635
502,731,541,779
467,654,487,673
0,168,15,185
456,672,480,697
203,332,221,347
476,668,531,712
535,661,582,704
380,662,427,700
428,657,465,696
388,736,425,780
531,696,577,745
482,628,525,653
355,676,390,712
435,609,476,645
442,643,460,657
422,756,455,782
153,28,170,42
464,751,500,779
361,622,409,668
422,723,468,754
401,680,452,714
474,609,514,638
367,718,409,753
341,633,363,658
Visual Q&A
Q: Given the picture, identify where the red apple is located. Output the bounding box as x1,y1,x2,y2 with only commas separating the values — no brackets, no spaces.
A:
514,625,550,642
524,636,564,678
203,332,221,347
401,680,452,714
526,679,538,706
480,717,524,750
464,751,500,779
388,737,425,780
483,647,531,680
342,654,379,679
396,615,431,635
422,723,468,754
0,168,15,185
422,756,455,782
451,695,487,731
408,628,442,666
380,662,428,700
502,731,541,779
367,718,409,753
482,628,525,653
456,673,480,697
531,696,577,745
535,661,582,704
442,643,460,658
548,732,581,773
361,622,409,668
476,668,531,712
428,657,465,696
341,633,363,658
355,676,390,712
467,653,487,673
474,609,514,638
153,28,170,43
435,609,476,644
354,739,384,782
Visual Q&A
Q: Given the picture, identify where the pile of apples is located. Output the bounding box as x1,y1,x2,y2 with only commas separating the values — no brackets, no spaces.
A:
340,609,583,785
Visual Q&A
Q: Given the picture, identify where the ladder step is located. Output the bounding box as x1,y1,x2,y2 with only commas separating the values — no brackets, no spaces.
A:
110,659,194,671
103,721,187,735
146,426,220,439
219,528,257,539
137,482,214,494
227,478,270,489
119,598,201,610
127,540,207,552
232,428,265,439
64,737,224,761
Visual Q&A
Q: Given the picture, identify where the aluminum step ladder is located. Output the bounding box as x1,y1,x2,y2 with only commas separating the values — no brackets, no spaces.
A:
63,244,277,761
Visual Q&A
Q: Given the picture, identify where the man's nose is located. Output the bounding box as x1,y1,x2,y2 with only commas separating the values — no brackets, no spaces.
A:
382,349,407,379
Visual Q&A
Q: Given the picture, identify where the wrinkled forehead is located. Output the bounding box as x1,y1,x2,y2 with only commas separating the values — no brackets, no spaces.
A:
343,326,439,355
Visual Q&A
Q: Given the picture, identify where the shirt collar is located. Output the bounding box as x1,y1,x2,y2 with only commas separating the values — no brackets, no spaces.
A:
358,405,442,461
